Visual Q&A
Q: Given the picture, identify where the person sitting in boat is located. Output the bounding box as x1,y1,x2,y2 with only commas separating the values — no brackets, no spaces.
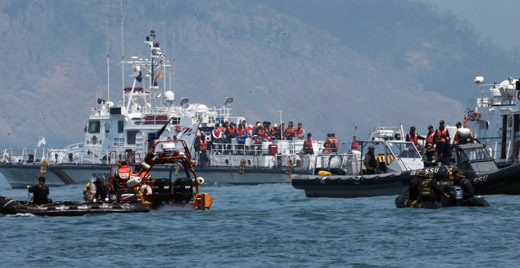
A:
439,167,458,192
453,171,475,201
418,173,444,202
409,170,426,201
27,176,51,205
363,145,378,174
303,133,314,155
83,178,111,202
406,126,425,149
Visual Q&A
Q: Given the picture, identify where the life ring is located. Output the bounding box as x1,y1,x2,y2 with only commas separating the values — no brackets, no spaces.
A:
197,177,205,185
139,184,152,195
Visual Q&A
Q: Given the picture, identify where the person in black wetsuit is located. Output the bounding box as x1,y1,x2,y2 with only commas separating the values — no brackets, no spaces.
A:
93,178,111,202
27,176,51,205
409,170,426,201
453,171,475,201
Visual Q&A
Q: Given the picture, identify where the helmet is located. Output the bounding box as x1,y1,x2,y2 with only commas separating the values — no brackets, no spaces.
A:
451,166,459,173
274,123,278,127
456,171,465,178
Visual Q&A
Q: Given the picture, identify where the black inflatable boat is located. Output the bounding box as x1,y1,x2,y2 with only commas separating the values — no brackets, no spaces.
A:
0,196,149,216
394,190,489,209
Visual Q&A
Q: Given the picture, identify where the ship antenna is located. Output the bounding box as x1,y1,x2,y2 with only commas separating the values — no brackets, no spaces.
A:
120,0,125,107
106,10,110,103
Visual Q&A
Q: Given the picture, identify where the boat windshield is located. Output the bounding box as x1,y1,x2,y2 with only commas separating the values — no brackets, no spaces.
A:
387,142,420,158
460,147,493,162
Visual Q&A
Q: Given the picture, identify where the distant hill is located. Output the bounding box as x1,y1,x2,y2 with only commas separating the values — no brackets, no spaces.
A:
0,0,515,149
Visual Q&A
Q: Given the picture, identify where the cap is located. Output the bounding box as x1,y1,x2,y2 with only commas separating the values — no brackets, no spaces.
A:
410,126,416,131
440,120,445,124
456,122,462,127
368,145,375,150
428,125,434,129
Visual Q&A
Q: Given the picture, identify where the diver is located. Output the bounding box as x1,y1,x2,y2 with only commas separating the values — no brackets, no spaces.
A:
83,178,111,202
418,173,444,202
453,171,475,201
409,170,426,201
439,167,458,192
27,176,51,205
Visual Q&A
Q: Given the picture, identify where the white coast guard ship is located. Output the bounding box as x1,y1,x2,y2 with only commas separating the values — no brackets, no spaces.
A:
0,31,326,188
465,76,520,167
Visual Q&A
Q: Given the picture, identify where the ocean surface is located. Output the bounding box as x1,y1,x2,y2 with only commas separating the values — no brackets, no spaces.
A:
1,174,520,267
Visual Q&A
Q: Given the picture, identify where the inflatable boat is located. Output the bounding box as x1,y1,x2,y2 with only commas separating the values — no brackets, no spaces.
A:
395,189,489,209
0,196,149,216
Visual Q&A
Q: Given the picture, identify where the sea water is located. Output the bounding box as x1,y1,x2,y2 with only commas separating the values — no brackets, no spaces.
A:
1,175,520,267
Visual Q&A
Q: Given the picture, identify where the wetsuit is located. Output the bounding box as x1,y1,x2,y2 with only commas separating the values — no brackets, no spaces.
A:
28,184,50,205
409,177,423,201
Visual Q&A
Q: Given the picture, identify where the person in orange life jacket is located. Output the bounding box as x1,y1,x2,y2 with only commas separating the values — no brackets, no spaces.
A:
256,124,266,143
303,133,314,154
236,124,248,153
286,121,296,140
264,121,273,141
114,161,131,190
433,120,451,165
406,126,425,149
351,136,359,151
212,123,223,152
425,125,435,148
196,134,209,167
271,123,280,140
296,123,305,140
453,121,473,145
323,137,333,153
329,133,338,152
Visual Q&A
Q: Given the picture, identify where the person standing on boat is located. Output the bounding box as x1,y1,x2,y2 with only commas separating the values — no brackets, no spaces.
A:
236,124,248,154
425,125,435,148
323,137,333,153
433,120,451,165
363,145,377,174
329,133,338,152
351,136,359,151
286,121,296,140
296,123,305,140
271,123,280,140
453,121,473,145
303,133,314,154
114,161,131,188
27,176,51,205
406,126,425,149
212,123,223,152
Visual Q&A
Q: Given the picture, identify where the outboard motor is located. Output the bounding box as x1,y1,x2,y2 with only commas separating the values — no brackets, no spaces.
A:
152,178,173,207
172,178,194,204
116,189,138,203
450,186,463,204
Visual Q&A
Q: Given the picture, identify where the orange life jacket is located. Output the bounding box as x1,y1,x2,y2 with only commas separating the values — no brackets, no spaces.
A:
324,142,332,152
296,128,304,139
407,133,419,148
237,128,245,137
426,132,434,146
436,129,448,143
213,128,221,138
304,139,313,149
257,128,265,137
200,139,207,151
227,127,236,137
117,165,131,181
286,126,296,137
351,141,359,150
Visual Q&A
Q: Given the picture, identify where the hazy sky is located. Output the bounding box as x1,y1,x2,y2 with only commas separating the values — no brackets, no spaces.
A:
422,0,520,51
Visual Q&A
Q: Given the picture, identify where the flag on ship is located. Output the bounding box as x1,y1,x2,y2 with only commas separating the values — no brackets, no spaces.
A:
154,70,162,81
136,70,142,83
177,121,200,140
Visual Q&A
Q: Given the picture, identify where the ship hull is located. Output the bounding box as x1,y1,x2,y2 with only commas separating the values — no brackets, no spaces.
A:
0,164,299,188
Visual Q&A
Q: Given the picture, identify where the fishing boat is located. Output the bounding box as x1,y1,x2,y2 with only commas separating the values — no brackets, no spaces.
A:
0,30,327,188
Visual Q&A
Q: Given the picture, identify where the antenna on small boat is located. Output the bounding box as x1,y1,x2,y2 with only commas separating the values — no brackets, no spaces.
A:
106,8,110,103
120,0,125,107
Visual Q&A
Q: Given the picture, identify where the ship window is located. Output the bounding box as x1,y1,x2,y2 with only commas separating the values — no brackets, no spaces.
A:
127,131,138,145
104,122,110,133
88,120,100,133
118,120,124,133
171,117,180,125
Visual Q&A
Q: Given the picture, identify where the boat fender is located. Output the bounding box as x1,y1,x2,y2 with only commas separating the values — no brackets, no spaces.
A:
457,128,471,138
139,184,152,195
317,170,332,176
197,177,205,185
239,159,246,174
127,176,142,188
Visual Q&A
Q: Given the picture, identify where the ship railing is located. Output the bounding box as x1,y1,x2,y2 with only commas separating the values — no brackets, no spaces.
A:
312,153,361,175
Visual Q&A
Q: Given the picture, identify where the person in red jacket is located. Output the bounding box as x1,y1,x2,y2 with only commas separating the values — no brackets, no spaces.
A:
286,121,296,140
296,123,305,140
406,126,425,149
303,133,314,154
